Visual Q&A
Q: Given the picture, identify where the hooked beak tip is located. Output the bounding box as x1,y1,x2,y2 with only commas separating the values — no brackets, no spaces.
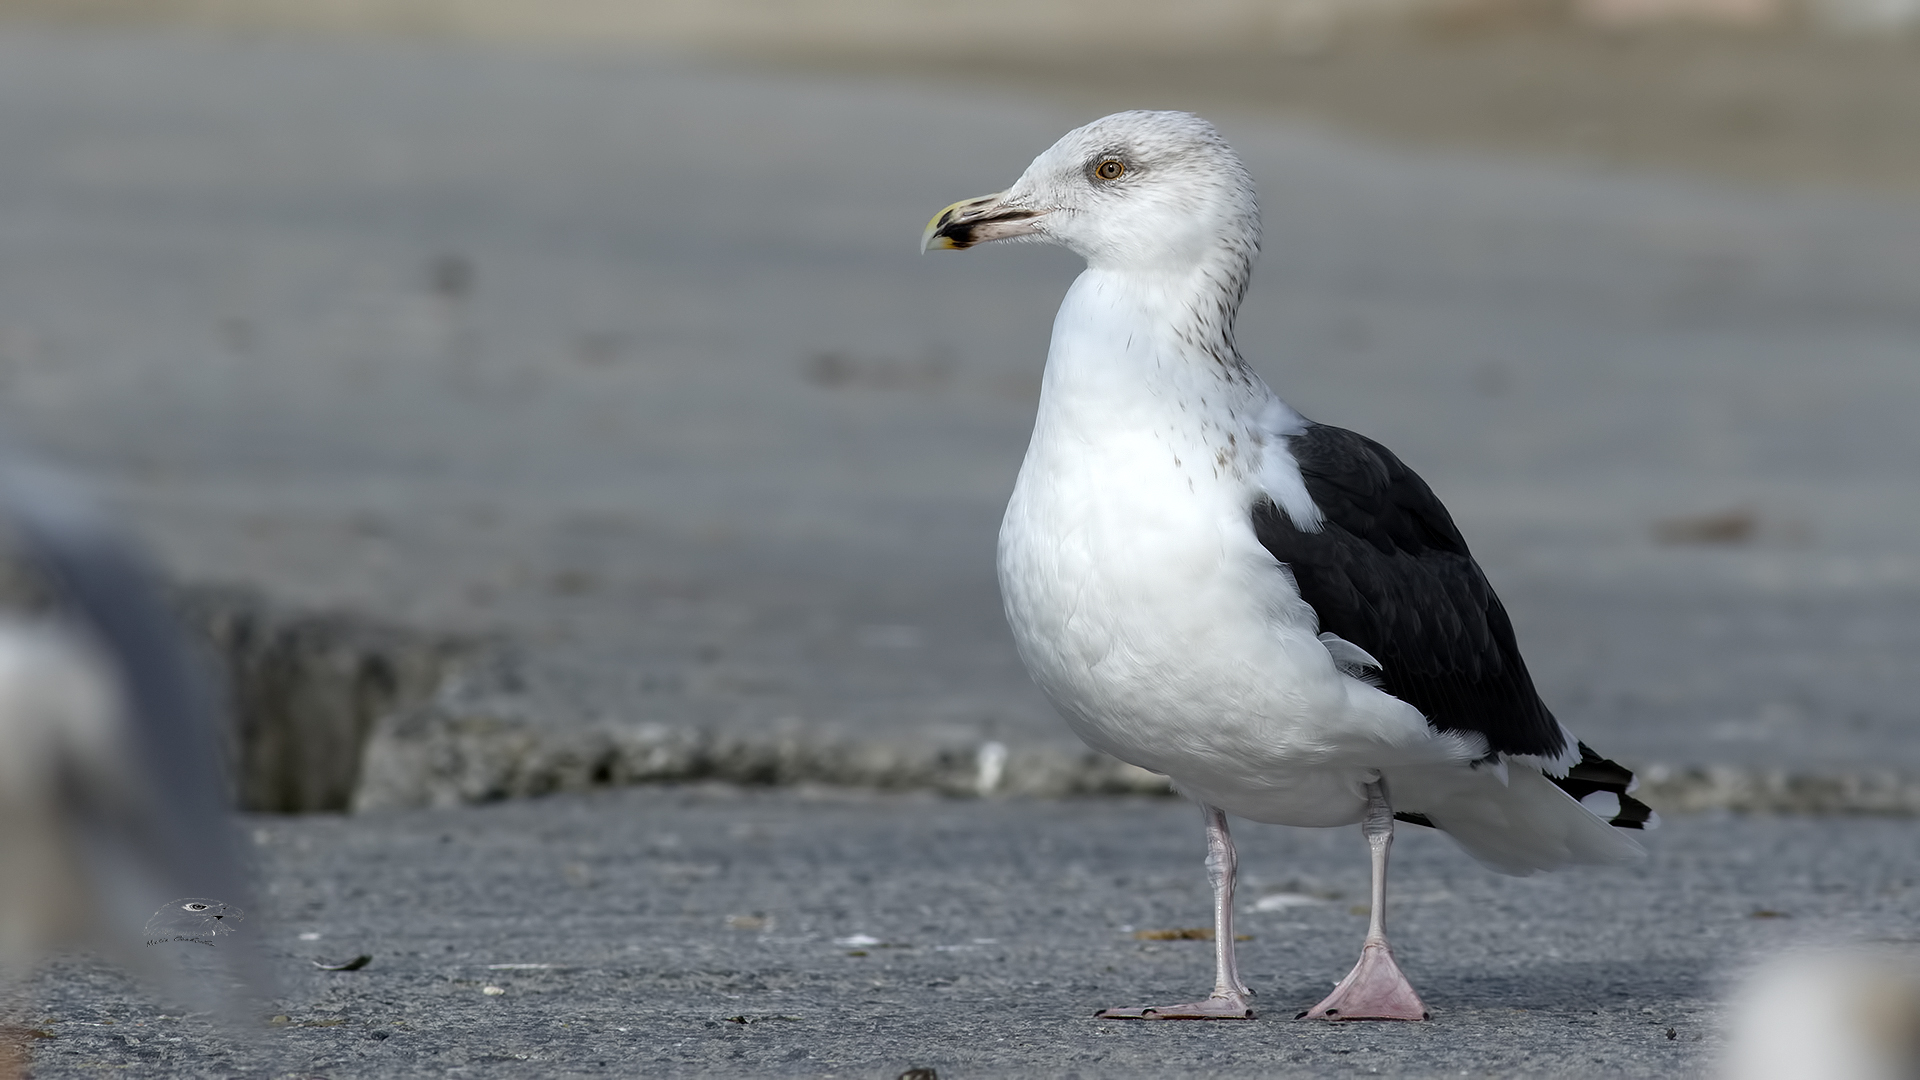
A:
920,191,1040,254
921,203,970,253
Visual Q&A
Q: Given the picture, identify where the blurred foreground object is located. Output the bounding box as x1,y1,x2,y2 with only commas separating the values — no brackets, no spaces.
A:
0,461,254,1010
1726,950,1920,1080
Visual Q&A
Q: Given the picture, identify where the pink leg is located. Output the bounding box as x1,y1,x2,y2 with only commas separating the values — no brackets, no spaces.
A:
1098,804,1255,1020
1300,779,1430,1021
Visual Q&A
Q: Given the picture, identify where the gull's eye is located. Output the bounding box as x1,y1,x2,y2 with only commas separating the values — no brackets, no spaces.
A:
183,903,209,912
1093,158,1125,182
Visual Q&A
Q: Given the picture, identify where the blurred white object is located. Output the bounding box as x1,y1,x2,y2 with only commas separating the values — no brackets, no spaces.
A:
1725,950,1920,1080
0,461,251,996
0,618,134,969
1574,0,1786,26
1573,0,1920,30
974,741,1008,797
1811,0,1920,32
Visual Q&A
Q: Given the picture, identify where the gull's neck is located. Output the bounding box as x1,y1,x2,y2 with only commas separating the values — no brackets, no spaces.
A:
1039,261,1274,432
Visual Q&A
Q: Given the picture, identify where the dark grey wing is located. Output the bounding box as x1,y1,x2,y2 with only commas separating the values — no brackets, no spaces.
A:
1252,423,1569,761
1253,424,1652,829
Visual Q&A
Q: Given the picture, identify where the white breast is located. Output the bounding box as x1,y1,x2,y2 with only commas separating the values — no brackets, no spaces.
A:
996,269,1465,826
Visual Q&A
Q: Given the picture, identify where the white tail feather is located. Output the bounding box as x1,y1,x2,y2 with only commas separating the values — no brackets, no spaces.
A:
1383,763,1645,876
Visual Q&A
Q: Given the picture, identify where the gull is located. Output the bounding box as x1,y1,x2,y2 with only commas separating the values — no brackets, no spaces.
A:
923,111,1651,1021
0,461,250,1001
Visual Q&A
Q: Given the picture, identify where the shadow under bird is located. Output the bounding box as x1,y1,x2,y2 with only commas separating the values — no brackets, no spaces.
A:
923,110,1652,1021
0,460,254,1012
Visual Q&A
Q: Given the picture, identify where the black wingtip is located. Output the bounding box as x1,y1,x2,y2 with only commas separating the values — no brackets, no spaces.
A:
1551,742,1654,830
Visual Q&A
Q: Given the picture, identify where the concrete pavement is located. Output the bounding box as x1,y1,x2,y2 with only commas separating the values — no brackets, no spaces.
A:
23,785,1920,1077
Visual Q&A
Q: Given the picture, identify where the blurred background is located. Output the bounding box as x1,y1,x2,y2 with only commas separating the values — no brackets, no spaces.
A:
0,0,1916,817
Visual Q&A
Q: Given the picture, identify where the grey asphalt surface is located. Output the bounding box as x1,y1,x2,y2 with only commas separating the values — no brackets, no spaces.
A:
23,785,1920,1077
0,28,1917,779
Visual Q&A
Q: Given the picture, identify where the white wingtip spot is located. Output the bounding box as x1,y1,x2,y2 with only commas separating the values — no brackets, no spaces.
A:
1580,791,1622,820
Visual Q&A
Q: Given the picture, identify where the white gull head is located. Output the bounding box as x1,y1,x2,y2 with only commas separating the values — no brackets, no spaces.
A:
922,110,1260,280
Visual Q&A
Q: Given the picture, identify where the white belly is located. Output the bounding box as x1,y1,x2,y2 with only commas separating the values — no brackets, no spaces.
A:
994,269,1473,826
997,425,1416,827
